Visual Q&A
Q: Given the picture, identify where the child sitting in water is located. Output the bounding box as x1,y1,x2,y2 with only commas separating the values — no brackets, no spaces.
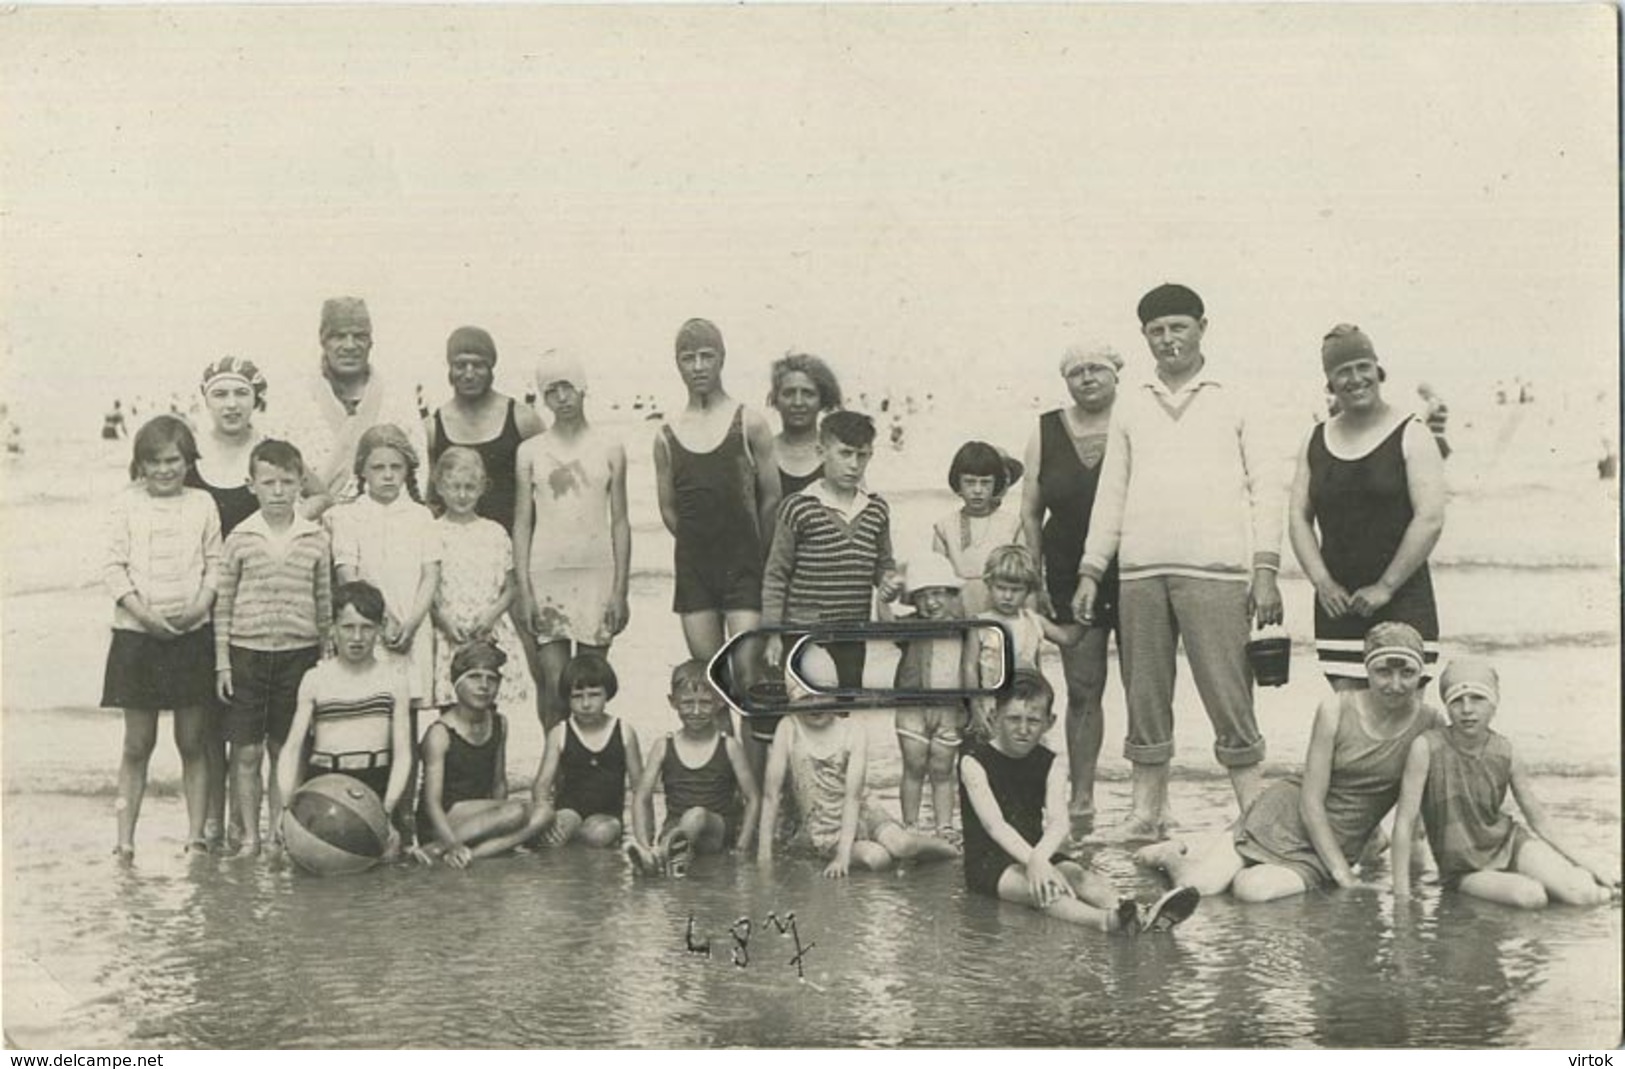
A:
1392,657,1620,907
758,674,959,877
892,555,968,836
931,440,1025,616
102,415,223,858
961,671,1199,933
412,640,537,868
627,660,760,875
277,581,412,859
530,653,648,848
963,544,1082,737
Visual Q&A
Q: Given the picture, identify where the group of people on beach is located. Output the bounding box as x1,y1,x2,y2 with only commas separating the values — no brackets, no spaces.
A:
99,283,1617,936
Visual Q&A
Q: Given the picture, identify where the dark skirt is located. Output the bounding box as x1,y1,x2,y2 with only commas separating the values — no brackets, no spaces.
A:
101,625,217,710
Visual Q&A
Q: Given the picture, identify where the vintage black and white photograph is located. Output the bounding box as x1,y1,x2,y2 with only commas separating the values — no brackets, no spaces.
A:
1,3,1619,1050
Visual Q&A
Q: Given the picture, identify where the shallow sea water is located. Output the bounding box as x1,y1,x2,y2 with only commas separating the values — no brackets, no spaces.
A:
5,771,1619,1049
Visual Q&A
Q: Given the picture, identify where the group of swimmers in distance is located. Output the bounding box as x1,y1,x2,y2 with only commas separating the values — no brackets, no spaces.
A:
99,291,1617,940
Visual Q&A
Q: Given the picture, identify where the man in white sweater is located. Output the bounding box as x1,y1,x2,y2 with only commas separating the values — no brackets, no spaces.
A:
1073,283,1284,841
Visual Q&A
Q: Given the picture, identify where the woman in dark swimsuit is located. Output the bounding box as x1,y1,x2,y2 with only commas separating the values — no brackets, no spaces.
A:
188,356,270,850
424,325,547,696
766,352,843,497
1018,342,1124,837
1288,324,1446,689
424,326,546,532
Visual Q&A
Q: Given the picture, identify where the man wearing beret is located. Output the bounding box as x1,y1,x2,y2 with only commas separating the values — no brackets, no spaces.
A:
276,297,428,518
1074,284,1284,841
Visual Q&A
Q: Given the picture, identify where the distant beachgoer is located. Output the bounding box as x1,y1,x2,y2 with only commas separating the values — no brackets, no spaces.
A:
1289,325,1446,689
963,544,1081,739
513,350,630,730
758,705,958,877
101,401,128,441
101,416,222,859
276,581,411,857
412,640,538,868
1134,622,1439,902
891,554,967,836
961,671,1199,933
1392,658,1620,907
1019,341,1124,834
213,439,330,857
424,326,545,534
766,351,843,496
427,448,528,714
328,424,442,711
529,653,647,848
932,439,1024,615
275,297,425,519
1074,284,1284,841
626,659,760,876
1416,382,1452,459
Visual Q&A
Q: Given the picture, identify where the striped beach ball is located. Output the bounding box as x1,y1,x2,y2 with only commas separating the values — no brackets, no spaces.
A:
280,774,390,876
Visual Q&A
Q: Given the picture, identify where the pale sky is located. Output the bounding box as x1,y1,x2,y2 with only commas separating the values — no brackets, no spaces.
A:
1,4,1617,429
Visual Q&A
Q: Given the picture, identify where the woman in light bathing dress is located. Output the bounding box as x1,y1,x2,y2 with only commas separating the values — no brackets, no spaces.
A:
1134,622,1440,901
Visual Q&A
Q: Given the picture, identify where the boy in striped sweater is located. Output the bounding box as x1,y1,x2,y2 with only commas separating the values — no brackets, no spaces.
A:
214,439,333,855
762,411,904,692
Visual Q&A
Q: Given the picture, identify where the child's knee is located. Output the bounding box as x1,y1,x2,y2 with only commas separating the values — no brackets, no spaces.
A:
1510,881,1550,910
581,816,621,847
927,745,957,778
121,730,158,763
231,742,264,771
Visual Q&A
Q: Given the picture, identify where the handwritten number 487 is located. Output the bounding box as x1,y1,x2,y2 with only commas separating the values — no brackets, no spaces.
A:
685,912,815,979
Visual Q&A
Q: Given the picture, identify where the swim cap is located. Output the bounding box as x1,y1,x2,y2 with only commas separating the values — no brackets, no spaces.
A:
1322,323,1377,375
1059,341,1124,377
320,297,372,340
450,639,507,685
1439,657,1500,706
1136,283,1204,325
534,347,588,395
446,326,497,364
1362,621,1425,670
200,356,268,410
675,318,725,357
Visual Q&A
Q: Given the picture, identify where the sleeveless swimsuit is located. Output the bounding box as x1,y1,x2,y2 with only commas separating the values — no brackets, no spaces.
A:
1417,727,1529,888
185,466,259,536
1235,694,1437,888
1307,416,1440,682
556,718,627,820
429,399,524,532
415,715,506,842
959,739,1065,896
659,734,741,840
663,406,763,613
1036,408,1118,626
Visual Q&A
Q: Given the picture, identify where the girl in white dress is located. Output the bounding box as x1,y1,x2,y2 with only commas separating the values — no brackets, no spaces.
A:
429,447,529,711
329,424,442,714
932,440,1025,615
